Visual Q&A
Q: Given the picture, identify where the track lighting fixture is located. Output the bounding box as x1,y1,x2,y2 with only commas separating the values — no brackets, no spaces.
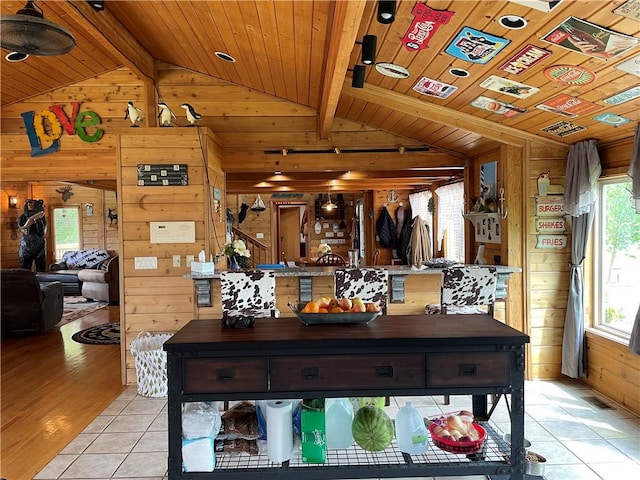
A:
351,65,366,88
356,34,377,65
377,1,396,24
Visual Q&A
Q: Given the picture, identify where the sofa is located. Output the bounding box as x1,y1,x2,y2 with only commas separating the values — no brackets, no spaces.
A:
1,269,64,337
36,249,119,304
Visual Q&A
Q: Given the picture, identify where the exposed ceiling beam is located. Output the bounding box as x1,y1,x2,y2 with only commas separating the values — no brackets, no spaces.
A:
57,1,158,124
342,80,567,148
318,0,367,139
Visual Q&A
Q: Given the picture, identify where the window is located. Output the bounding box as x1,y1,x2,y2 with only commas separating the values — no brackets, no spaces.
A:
52,206,81,260
594,177,640,337
409,190,433,254
435,182,465,262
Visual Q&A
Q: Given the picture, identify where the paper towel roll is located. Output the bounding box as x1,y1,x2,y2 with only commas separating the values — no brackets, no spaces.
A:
266,400,293,463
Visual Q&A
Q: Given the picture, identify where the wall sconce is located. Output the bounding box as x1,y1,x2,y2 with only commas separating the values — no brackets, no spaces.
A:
356,35,377,65
377,1,396,24
8,195,18,209
351,65,366,88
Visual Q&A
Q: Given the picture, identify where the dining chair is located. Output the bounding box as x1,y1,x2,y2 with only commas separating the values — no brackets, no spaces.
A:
220,270,279,319
425,265,498,405
316,253,347,266
425,266,498,316
334,267,389,314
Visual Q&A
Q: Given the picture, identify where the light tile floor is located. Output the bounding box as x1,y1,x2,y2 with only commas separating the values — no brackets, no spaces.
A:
34,379,640,480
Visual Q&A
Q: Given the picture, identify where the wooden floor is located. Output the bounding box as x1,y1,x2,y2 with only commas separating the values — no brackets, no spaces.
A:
1,305,125,480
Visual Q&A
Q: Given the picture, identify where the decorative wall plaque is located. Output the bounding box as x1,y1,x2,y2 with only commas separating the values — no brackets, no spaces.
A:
137,164,188,186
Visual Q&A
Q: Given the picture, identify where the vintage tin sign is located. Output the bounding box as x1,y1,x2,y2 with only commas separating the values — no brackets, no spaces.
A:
536,94,601,118
603,86,640,105
541,121,586,137
471,96,527,118
541,16,638,60
375,63,410,79
536,217,566,233
402,3,455,52
413,77,458,99
615,54,640,77
480,75,539,99
446,27,510,64
510,0,564,13
593,113,632,127
499,44,552,75
536,235,568,249
536,197,565,216
613,0,640,21
544,65,596,85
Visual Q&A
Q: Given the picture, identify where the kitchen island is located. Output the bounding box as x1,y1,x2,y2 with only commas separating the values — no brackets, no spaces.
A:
164,314,529,479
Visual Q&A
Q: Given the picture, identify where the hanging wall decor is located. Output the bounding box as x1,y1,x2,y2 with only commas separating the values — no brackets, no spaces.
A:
137,164,188,186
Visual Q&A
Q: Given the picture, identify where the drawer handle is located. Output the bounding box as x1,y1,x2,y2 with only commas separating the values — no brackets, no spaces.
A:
301,367,319,380
458,363,477,376
375,365,394,378
217,368,235,382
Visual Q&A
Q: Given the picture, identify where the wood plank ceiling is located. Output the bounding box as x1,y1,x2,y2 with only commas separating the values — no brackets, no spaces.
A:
1,0,638,193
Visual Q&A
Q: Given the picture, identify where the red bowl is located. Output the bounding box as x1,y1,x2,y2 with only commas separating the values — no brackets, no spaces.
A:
429,422,486,454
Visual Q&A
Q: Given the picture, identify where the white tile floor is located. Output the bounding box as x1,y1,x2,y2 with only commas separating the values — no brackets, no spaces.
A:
34,379,640,480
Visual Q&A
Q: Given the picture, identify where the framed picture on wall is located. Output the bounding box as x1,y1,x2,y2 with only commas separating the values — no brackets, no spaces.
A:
480,161,497,198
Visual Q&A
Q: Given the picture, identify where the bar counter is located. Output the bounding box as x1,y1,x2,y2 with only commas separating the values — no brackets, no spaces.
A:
186,264,521,317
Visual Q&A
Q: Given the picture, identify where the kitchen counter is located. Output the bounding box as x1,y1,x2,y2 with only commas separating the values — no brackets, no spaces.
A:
187,264,521,309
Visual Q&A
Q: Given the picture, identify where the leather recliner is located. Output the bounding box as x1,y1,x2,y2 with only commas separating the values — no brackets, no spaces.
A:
1,268,64,337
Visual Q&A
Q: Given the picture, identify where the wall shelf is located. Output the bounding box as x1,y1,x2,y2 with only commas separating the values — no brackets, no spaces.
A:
463,213,502,244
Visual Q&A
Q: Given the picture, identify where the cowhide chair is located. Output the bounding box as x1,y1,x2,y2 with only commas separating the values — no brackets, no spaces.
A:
220,270,279,319
334,268,389,314
425,265,498,405
425,266,497,316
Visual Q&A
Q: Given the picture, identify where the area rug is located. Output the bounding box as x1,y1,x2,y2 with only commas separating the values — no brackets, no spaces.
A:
71,322,120,345
58,296,109,326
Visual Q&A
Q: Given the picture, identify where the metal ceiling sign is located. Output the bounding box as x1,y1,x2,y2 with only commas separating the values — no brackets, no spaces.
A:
498,44,552,75
446,27,510,64
375,63,410,79
544,65,597,85
413,77,457,99
402,3,455,52
536,94,601,118
471,96,527,118
542,121,587,137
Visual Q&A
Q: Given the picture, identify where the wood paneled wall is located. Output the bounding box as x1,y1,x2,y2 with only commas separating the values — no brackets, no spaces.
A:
118,128,224,384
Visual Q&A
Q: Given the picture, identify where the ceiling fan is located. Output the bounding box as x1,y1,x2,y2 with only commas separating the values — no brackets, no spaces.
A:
0,1,75,56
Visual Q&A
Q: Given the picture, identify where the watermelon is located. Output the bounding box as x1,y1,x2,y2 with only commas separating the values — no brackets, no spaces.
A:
352,406,394,451
356,397,386,409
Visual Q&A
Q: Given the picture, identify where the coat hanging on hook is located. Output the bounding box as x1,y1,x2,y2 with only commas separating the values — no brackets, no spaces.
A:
250,195,266,212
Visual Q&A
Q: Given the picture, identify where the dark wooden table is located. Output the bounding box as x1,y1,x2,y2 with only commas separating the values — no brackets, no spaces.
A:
164,314,529,479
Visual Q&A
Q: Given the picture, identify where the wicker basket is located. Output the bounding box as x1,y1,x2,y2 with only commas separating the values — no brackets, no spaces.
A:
429,422,486,454
130,332,174,397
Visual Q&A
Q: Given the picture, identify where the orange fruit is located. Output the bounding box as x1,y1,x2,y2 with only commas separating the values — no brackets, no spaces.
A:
318,307,328,313
329,306,343,313
304,301,320,313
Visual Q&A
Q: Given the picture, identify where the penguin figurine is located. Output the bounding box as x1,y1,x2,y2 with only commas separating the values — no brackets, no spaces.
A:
124,101,144,127
157,102,176,127
180,103,202,126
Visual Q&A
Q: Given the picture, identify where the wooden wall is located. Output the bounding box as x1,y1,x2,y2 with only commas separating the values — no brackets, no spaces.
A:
118,128,224,384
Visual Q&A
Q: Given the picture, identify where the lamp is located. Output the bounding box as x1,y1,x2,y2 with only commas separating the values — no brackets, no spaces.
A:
377,1,396,24
0,1,76,56
356,34,377,65
351,65,366,88
323,192,337,211
8,196,18,209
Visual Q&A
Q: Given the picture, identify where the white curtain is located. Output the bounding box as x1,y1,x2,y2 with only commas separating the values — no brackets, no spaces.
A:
435,182,465,262
562,139,601,378
409,190,433,248
628,125,640,354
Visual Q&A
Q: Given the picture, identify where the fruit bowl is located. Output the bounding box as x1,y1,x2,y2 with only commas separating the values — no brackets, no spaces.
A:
288,303,381,325
428,422,486,454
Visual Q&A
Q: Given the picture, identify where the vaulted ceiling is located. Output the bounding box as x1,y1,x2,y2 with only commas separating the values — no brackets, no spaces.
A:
1,0,638,192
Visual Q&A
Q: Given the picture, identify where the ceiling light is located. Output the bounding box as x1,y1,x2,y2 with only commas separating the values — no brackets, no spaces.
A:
377,1,397,24
214,51,236,62
499,15,527,29
0,1,76,56
323,192,337,211
351,65,366,88
360,34,377,65
281,148,288,156
5,51,28,62
86,1,105,11
334,147,341,154
274,171,282,175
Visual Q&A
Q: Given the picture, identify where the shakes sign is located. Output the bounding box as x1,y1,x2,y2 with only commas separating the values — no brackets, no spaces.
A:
21,102,103,157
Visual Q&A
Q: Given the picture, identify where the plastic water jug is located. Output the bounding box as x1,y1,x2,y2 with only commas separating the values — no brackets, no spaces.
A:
325,398,354,449
395,402,429,454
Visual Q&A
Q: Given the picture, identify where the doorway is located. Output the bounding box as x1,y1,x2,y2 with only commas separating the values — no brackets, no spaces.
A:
51,206,82,260
275,204,307,263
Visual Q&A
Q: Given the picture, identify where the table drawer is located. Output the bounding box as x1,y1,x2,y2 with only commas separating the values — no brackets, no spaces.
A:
183,358,268,394
426,352,510,388
270,354,425,392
